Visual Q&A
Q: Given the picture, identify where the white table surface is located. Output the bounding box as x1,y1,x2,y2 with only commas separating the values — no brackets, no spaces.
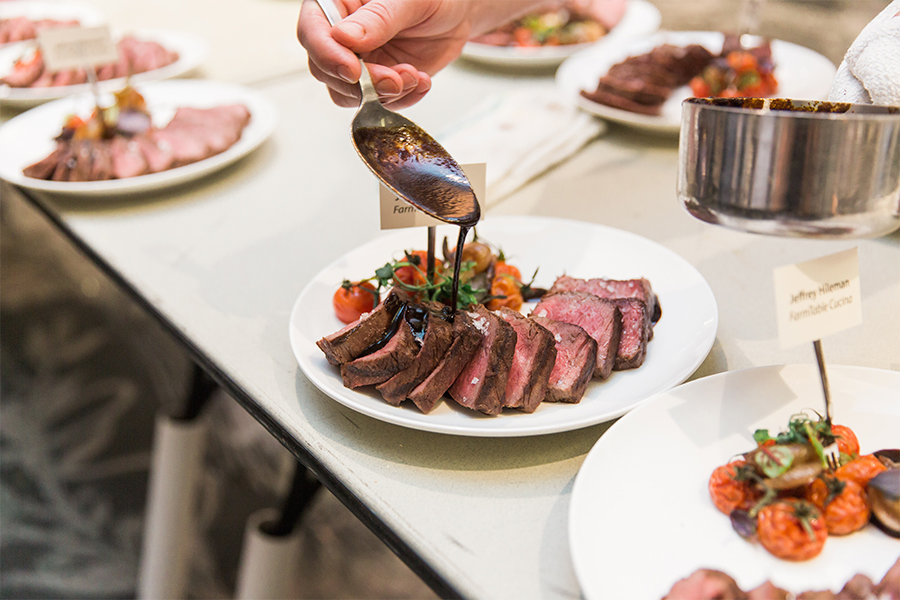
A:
2,1,899,598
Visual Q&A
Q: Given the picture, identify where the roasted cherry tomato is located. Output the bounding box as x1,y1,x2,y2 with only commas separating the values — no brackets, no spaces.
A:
806,477,869,536
333,281,378,324
708,460,762,515
486,274,523,311
831,424,860,458
835,454,887,488
690,77,711,98
757,499,827,561
393,250,430,289
494,261,522,282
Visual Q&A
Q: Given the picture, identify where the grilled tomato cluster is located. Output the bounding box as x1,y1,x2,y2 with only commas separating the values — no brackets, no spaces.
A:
708,413,898,561
332,235,543,324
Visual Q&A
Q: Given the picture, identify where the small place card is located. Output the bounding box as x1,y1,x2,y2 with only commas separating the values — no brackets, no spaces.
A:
38,25,118,72
772,248,862,349
379,163,486,230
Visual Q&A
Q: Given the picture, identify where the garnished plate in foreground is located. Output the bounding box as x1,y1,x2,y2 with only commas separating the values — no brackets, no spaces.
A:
289,216,718,437
569,364,900,598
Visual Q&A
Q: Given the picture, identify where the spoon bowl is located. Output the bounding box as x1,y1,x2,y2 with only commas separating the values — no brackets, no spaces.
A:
315,0,480,226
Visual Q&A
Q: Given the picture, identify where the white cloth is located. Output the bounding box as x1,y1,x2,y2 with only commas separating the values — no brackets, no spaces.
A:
438,89,606,206
828,0,900,105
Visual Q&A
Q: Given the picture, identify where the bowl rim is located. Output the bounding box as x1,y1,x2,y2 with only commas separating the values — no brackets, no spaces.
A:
682,97,900,120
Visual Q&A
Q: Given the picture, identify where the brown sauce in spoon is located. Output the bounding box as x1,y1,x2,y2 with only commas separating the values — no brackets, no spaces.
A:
353,124,480,227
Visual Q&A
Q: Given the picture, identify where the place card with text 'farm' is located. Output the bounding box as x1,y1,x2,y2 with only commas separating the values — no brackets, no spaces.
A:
773,248,862,349
379,163,486,230
38,25,118,72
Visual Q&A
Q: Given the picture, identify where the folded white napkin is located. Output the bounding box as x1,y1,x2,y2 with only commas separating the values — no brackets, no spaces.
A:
828,0,900,105
438,89,606,206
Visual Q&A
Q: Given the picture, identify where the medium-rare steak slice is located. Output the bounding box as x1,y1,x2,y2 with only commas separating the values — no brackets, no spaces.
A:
530,317,597,403
23,142,66,180
340,310,419,388
407,311,480,414
532,291,621,380
611,298,649,370
317,288,406,366
498,308,556,413
376,306,454,406
549,274,661,327
448,305,517,415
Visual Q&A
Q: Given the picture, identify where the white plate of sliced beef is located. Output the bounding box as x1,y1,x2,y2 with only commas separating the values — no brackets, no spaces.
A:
0,79,277,196
556,31,836,134
459,0,660,69
0,0,105,48
569,365,900,599
0,28,209,107
290,216,718,437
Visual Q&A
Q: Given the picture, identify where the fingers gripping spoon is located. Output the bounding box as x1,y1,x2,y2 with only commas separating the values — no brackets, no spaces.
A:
313,0,481,228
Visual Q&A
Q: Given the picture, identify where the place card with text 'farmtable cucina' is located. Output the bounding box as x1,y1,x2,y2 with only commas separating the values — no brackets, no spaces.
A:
772,248,862,349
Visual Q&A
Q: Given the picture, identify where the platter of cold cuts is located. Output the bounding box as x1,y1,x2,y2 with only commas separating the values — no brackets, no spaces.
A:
0,79,277,195
569,364,900,599
289,216,718,436
555,31,836,134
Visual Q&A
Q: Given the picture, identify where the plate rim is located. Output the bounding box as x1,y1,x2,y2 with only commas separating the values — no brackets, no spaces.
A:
0,78,277,196
568,363,900,599
289,215,719,437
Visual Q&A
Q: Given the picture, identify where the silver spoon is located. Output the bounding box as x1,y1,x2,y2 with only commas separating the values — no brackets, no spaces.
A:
314,0,481,227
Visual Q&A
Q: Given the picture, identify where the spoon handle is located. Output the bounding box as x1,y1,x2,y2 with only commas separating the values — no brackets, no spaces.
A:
314,0,379,105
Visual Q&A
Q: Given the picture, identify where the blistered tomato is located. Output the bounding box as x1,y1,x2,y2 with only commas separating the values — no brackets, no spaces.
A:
757,499,827,561
831,424,860,458
708,460,762,515
487,274,523,311
835,454,887,488
333,281,378,324
806,477,869,536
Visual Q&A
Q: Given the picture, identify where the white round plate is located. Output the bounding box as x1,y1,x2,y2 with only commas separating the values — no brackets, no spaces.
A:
0,29,209,107
460,0,660,68
0,79,277,196
556,31,837,134
0,0,105,48
569,364,900,599
289,216,718,437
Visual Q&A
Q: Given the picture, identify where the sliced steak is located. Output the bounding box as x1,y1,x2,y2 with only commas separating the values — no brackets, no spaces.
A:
448,305,517,415
67,141,94,181
23,142,66,179
317,288,406,366
110,137,149,179
376,306,454,407
530,317,597,403
340,310,419,389
611,298,649,370
89,139,114,180
131,135,176,173
549,274,660,327
407,311,481,414
532,291,621,380
498,308,556,413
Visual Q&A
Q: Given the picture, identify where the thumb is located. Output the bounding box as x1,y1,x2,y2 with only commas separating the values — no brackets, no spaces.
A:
333,0,422,53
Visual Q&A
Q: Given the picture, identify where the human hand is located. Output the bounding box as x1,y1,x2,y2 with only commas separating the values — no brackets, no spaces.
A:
297,0,475,109
564,0,628,30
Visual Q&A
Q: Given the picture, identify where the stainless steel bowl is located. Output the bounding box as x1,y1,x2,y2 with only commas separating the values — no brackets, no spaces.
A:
678,98,900,238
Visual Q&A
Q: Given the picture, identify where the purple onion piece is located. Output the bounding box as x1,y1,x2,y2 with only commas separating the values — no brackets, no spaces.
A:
730,509,757,541
116,110,152,136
